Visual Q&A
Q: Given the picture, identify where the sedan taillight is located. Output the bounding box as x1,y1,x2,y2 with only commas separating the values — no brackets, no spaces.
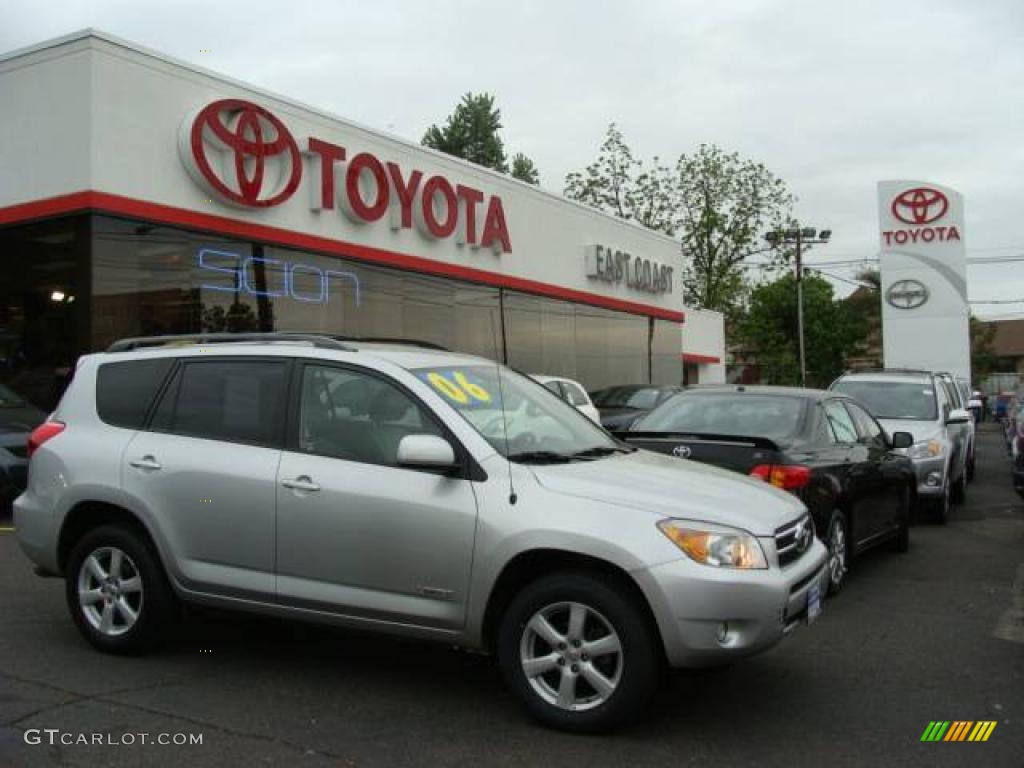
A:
750,464,811,491
27,421,66,458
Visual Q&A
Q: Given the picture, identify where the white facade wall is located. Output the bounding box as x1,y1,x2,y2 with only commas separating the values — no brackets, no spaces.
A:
681,307,725,384
1,31,684,325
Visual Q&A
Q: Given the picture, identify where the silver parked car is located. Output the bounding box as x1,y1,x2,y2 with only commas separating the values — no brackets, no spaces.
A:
16,333,827,732
830,369,971,523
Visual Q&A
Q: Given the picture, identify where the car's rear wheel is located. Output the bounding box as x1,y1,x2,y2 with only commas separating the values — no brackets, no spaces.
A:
825,510,850,595
498,571,659,732
65,524,176,655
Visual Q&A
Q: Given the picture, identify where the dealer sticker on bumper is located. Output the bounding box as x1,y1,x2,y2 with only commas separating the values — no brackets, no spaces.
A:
807,583,822,623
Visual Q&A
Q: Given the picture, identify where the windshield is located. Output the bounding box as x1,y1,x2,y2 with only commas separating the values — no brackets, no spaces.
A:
635,393,806,442
832,380,938,421
591,386,663,409
413,364,621,461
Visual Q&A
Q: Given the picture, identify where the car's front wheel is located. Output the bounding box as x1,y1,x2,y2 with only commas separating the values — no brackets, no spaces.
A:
65,524,177,655
498,571,659,732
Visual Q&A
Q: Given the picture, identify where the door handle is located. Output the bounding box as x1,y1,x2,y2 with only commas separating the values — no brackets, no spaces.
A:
129,455,162,471
282,476,321,493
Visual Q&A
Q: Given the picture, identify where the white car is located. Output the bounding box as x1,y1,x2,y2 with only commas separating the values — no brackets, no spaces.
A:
531,375,601,423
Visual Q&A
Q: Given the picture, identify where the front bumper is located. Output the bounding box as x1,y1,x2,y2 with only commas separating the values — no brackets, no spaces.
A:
633,538,828,668
908,455,948,497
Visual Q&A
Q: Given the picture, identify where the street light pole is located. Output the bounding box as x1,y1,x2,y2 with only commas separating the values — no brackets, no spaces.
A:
765,226,832,388
795,228,806,388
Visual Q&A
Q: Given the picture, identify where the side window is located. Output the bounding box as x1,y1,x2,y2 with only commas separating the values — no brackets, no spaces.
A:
542,380,566,400
150,360,287,447
562,381,590,407
298,365,441,467
845,401,885,446
96,358,175,428
824,400,858,444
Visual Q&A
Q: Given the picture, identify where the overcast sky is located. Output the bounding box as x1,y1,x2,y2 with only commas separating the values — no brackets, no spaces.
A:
4,0,1023,318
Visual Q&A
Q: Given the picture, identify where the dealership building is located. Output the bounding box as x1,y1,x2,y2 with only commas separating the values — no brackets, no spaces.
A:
1,30,723,410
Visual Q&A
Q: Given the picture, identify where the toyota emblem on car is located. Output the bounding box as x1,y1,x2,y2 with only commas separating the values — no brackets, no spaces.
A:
672,445,692,459
886,279,930,310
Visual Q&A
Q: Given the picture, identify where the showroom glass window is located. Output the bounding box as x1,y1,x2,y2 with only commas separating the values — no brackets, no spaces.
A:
0,216,90,410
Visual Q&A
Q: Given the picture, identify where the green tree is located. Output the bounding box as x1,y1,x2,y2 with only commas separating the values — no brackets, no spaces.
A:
422,92,540,184
970,316,998,382
510,152,540,185
737,272,868,387
564,127,793,317
677,145,794,316
563,124,679,234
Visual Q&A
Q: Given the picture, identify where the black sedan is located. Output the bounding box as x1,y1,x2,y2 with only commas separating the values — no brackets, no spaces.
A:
589,384,682,431
619,386,916,594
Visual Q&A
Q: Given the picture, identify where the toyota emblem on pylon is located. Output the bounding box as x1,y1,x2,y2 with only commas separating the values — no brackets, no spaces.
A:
891,187,948,225
180,99,302,207
672,445,692,459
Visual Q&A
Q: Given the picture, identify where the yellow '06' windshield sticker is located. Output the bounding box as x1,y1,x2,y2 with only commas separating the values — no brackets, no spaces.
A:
424,371,492,404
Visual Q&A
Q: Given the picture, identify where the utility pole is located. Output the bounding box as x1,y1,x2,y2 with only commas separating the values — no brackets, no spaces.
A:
765,226,832,388
795,229,806,388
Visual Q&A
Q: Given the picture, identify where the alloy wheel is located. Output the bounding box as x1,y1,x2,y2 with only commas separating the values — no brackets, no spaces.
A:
828,519,847,588
519,601,623,712
77,546,144,637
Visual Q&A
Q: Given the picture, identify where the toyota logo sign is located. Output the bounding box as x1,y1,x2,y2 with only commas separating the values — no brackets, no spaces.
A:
886,279,930,310
672,445,692,459
181,99,302,207
891,187,949,225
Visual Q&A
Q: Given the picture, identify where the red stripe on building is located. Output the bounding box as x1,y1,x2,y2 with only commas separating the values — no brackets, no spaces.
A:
0,191,686,323
682,353,721,364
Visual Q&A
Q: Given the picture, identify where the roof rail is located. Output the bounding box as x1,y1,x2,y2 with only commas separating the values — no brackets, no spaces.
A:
843,367,934,376
270,333,450,351
105,332,357,353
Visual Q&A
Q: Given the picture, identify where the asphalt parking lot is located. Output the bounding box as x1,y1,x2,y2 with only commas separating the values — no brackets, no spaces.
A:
1,424,1021,768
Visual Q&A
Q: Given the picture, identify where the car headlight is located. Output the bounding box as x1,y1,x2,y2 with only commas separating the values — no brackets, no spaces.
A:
907,439,944,460
657,520,768,569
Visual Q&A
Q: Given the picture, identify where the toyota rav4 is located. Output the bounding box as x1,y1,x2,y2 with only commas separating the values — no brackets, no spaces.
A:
15,333,827,732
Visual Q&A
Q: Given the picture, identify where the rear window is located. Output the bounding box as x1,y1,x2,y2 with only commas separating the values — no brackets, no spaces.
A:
96,359,175,429
634,393,806,442
151,360,287,447
832,379,937,421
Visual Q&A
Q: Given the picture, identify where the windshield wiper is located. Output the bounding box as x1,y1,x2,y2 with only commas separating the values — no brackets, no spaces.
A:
571,445,635,459
507,450,574,464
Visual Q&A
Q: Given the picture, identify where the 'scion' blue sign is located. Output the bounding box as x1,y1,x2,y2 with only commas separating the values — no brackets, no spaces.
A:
197,248,361,306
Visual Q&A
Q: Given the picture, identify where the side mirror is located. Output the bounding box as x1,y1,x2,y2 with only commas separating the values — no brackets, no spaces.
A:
946,408,970,425
396,434,457,470
891,431,914,449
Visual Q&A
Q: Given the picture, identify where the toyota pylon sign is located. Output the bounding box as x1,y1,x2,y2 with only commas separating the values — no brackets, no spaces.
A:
878,180,969,381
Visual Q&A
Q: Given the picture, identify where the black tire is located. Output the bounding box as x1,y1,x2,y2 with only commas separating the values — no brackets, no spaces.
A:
931,477,950,525
951,464,967,505
824,510,850,595
893,486,910,553
497,570,660,733
65,523,177,655
966,451,976,484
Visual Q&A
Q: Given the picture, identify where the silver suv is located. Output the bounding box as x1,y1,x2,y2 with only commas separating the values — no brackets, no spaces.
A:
830,369,972,523
16,334,827,732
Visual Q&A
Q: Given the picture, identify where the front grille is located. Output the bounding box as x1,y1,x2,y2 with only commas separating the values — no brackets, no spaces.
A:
775,514,812,567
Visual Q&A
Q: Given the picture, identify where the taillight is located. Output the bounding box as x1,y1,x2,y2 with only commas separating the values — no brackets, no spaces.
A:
749,464,811,491
27,421,65,458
